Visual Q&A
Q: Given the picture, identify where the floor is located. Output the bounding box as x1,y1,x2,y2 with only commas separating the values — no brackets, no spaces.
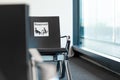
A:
64,57,120,80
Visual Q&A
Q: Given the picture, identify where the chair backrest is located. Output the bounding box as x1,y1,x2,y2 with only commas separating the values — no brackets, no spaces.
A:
0,4,28,80
28,17,61,48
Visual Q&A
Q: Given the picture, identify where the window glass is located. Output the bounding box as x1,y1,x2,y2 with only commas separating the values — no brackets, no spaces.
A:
82,0,114,42
115,0,120,44
80,0,120,59
82,0,97,39
96,0,114,42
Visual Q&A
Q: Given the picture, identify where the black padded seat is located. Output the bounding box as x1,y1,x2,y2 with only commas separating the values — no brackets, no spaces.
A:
38,48,67,53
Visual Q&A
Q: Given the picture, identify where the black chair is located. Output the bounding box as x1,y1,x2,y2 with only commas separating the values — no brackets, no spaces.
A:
28,17,72,80
0,4,28,80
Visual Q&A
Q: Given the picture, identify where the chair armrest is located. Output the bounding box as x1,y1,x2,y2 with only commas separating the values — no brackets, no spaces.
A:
60,35,71,51
60,35,70,39
29,48,43,62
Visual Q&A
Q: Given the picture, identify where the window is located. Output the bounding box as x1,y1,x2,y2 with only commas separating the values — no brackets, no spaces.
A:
115,0,120,43
79,0,120,59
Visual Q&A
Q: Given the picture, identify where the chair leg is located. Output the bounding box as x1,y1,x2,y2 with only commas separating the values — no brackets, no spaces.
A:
59,61,63,76
59,61,66,79
65,60,72,80
57,61,61,72
28,60,33,80
57,61,65,79
59,61,63,74
31,58,38,80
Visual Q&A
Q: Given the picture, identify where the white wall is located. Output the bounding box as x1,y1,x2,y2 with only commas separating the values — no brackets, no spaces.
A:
0,0,73,47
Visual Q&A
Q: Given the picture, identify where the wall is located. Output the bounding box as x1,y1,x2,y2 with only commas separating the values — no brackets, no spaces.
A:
0,0,73,47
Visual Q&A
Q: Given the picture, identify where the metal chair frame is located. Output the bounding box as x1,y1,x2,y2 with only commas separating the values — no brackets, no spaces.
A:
29,36,72,80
